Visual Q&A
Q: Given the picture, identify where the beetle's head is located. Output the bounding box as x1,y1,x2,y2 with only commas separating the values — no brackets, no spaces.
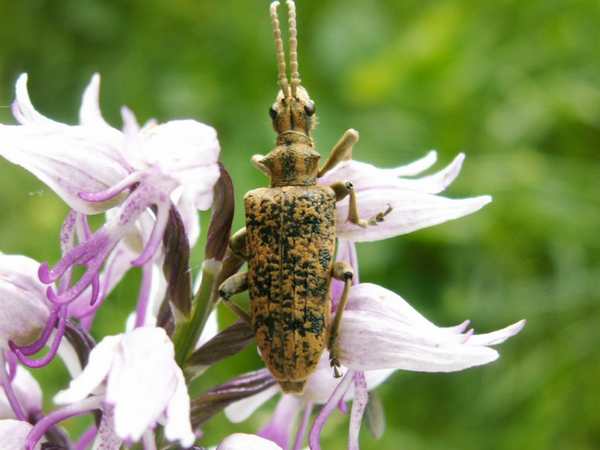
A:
268,0,317,139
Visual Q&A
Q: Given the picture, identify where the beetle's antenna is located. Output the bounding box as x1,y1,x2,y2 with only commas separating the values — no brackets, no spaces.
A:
287,0,301,97
270,1,290,98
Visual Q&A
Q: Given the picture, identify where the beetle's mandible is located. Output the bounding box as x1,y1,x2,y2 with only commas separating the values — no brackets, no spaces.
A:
217,0,391,394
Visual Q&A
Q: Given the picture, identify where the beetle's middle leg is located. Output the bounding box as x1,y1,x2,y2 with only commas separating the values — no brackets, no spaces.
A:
328,261,354,378
218,272,251,325
330,181,393,228
216,228,251,324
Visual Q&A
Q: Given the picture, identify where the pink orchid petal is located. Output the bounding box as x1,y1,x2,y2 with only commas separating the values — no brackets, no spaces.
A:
336,189,492,242
79,73,111,129
338,283,525,373
224,384,280,423
258,394,302,449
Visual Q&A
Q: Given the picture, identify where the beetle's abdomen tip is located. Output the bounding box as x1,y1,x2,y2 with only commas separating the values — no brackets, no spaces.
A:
279,379,306,394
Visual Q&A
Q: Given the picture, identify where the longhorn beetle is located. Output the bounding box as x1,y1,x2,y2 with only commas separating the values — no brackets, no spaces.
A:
217,0,391,394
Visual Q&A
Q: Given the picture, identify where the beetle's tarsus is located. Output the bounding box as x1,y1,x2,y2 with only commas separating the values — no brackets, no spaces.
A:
367,203,393,225
330,358,343,378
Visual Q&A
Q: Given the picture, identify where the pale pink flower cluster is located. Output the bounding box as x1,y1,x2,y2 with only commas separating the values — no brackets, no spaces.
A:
0,70,524,450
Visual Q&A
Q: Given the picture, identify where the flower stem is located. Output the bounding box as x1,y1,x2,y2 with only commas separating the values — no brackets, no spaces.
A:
173,259,221,368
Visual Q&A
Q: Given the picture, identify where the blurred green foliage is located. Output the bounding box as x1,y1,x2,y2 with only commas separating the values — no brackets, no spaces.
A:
0,0,599,449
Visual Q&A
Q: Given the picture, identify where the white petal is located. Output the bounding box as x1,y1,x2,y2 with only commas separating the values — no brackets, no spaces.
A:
320,151,439,188
13,74,64,129
107,327,177,442
140,120,221,200
140,120,219,170
392,153,465,194
224,384,279,423
336,188,492,242
467,320,527,346
0,124,130,214
217,433,283,450
79,74,111,129
338,283,524,373
0,419,40,449
54,334,121,404
163,369,195,447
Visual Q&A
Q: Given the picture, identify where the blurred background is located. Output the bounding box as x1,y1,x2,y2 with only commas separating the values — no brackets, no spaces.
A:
0,0,599,449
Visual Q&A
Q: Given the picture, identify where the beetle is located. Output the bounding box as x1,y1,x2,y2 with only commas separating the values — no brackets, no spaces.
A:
217,0,391,394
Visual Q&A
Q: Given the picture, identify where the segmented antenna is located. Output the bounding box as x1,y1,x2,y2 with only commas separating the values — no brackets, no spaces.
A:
270,1,290,98
287,0,301,97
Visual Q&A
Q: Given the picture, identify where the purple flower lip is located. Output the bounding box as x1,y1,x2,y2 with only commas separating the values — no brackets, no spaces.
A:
10,306,68,369
77,172,142,203
8,308,59,356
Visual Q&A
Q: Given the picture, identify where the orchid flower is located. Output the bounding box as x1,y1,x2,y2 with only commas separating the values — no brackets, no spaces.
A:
0,73,220,311
318,149,491,242
224,295,524,450
42,326,195,448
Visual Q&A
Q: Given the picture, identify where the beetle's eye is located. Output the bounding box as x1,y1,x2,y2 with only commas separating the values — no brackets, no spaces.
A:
269,107,278,120
304,101,316,116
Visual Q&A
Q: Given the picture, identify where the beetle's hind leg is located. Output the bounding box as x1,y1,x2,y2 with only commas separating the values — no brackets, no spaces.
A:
328,261,354,378
318,129,359,177
218,272,251,325
330,181,393,228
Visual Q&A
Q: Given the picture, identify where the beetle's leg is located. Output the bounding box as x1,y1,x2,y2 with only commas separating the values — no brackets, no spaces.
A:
330,181,393,228
251,154,271,177
318,129,359,178
328,261,354,378
218,272,251,325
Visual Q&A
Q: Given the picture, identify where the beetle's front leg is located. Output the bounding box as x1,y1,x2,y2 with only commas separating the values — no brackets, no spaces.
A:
328,261,354,378
330,181,393,228
218,272,251,325
318,129,359,177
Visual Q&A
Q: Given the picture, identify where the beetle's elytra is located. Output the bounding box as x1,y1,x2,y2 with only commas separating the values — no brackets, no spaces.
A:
218,0,391,393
